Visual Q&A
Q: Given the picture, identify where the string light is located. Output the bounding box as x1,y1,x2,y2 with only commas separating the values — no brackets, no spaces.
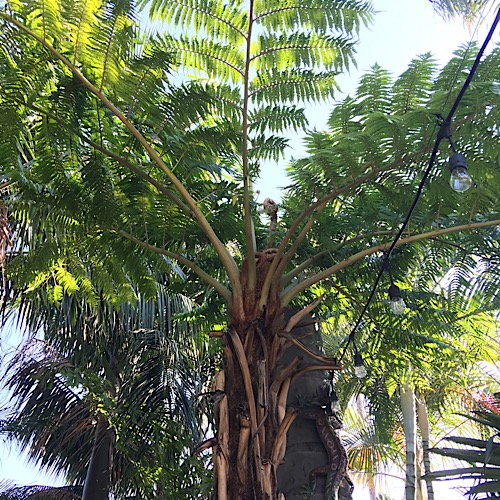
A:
449,153,473,193
388,283,406,315
438,119,474,193
326,371,342,413
330,389,341,412
337,7,500,373
450,153,474,193
354,351,367,379
386,264,406,315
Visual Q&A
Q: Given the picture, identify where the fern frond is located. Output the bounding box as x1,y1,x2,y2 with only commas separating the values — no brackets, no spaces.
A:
249,134,289,162
60,0,102,65
327,96,363,134
88,0,137,91
249,105,306,134
432,42,479,95
250,68,339,104
252,31,355,72
392,53,437,114
140,0,248,44
356,63,393,114
7,0,63,43
113,39,173,119
254,0,373,35
162,34,245,83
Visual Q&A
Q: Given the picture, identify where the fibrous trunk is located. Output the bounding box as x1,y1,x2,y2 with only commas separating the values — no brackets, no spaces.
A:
212,256,351,499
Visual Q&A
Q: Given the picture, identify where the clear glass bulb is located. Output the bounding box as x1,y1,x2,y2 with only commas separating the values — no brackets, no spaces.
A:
329,390,341,413
388,284,406,315
450,166,473,193
332,399,341,412
355,364,367,379
390,297,406,315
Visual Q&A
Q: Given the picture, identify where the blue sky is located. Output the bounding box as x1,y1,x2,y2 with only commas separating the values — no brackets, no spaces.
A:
0,0,498,496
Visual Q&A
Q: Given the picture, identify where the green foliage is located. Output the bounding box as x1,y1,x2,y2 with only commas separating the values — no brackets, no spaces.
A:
140,0,374,171
1,287,215,498
0,482,83,500
0,0,247,304
425,395,500,498
429,0,499,22
1,0,499,496
286,42,500,457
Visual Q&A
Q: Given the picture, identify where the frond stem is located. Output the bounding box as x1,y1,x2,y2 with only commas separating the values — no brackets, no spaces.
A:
282,230,398,285
279,155,423,256
281,219,500,305
116,229,231,301
241,0,256,293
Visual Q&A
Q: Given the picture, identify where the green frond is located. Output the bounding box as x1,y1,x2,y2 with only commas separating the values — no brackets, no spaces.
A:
60,0,102,65
356,63,393,114
392,53,437,114
112,40,173,118
249,134,289,162
1,284,214,496
0,106,26,172
362,113,409,158
429,0,495,22
327,95,364,134
432,42,479,95
162,34,245,83
88,0,138,91
0,483,83,499
252,31,356,72
249,105,307,134
250,68,339,104
254,0,374,35
140,0,248,44
8,0,63,43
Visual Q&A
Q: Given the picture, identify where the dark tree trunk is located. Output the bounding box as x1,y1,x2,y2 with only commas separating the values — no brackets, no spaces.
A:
277,311,353,500
277,312,330,499
82,413,114,500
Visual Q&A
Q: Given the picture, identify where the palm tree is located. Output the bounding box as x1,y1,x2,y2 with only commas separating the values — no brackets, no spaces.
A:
0,482,83,500
1,1,499,499
424,392,500,498
1,288,214,499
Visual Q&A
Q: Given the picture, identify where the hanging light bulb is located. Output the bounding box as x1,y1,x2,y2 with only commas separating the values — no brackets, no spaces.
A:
354,352,367,379
449,153,473,193
388,283,406,315
329,389,341,413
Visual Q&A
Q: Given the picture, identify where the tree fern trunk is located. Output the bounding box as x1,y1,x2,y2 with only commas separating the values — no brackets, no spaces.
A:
276,311,352,500
400,382,417,500
276,312,329,499
219,296,349,499
82,413,114,500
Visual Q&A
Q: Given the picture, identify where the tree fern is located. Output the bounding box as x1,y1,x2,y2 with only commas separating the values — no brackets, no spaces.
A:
392,53,437,114
356,64,393,115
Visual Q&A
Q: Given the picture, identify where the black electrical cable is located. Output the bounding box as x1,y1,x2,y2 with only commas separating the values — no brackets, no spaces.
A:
446,7,500,122
339,7,500,363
